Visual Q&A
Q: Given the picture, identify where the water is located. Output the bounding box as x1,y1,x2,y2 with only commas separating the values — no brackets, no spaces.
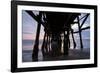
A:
70,39,90,52
22,39,90,62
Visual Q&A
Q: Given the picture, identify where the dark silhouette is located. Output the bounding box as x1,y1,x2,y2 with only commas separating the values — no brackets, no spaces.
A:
26,11,90,61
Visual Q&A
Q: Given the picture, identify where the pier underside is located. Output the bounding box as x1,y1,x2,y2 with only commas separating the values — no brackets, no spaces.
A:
23,11,90,62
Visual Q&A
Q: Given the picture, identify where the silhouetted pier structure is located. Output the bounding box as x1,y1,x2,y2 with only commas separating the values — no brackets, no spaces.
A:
26,11,90,61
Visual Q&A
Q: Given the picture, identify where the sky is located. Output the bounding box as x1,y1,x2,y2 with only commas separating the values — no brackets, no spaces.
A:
22,10,90,41
22,10,44,40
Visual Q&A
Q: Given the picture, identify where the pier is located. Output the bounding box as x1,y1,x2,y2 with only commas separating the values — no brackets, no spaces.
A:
25,11,90,61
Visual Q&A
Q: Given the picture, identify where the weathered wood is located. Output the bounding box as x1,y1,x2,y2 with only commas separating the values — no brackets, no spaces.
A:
26,11,38,22
63,30,69,55
80,14,89,28
73,26,90,33
32,12,42,61
46,34,49,53
44,33,48,53
77,16,83,50
71,29,76,49
26,11,47,28
32,23,41,61
41,32,46,57
79,14,89,21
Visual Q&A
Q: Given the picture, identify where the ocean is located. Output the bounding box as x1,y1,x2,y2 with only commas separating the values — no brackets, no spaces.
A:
22,39,90,62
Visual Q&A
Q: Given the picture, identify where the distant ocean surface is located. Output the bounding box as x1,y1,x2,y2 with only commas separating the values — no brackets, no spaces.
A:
22,39,90,50
22,39,90,62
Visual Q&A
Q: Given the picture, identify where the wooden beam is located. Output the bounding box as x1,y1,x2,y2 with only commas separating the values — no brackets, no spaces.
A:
26,11,49,32
41,32,46,57
32,12,42,61
71,29,76,49
80,14,89,28
73,26,90,33
63,29,70,55
44,33,48,53
77,16,83,50
26,11,38,22
79,14,88,20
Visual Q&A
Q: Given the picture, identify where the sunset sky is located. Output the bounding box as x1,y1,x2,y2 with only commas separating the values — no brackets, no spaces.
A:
22,10,44,40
